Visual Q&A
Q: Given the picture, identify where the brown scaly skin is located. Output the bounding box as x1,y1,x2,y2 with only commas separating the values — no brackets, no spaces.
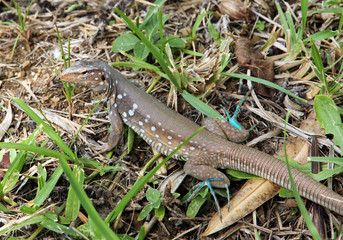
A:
61,59,343,215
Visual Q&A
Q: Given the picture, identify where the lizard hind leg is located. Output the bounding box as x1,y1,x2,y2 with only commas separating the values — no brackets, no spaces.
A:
184,160,231,188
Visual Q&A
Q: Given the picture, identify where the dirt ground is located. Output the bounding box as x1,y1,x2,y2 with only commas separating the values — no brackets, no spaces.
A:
1,0,343,239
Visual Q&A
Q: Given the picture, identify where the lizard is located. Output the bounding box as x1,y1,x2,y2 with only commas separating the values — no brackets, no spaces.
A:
61,59,343,215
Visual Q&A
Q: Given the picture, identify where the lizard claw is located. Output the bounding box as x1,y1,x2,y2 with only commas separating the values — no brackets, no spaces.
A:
93,143,111,153
187,178,230,222
86,138,112,153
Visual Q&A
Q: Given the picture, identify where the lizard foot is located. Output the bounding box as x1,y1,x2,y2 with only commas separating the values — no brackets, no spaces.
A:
187,178,230,222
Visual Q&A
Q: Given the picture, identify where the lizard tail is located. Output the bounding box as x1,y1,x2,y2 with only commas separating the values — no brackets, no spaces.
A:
226,144,343,215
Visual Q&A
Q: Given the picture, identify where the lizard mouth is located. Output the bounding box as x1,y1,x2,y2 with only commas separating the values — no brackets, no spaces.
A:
60,71,81,83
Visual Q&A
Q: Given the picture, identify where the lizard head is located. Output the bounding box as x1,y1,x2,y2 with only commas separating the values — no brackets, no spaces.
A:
61,59,111,93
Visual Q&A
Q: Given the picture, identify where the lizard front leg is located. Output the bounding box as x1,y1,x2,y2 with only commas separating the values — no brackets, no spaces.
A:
94,98,123,152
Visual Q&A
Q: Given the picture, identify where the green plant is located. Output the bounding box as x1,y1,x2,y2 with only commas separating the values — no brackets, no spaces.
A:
138,188,165,221
64,1,84,12
256,20,266,31
184,187,209,218
314,95,343,150
310,37,343,95
112,9,185,61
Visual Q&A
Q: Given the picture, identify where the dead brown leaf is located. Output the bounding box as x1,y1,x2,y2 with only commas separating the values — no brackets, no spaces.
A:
235,37,275,97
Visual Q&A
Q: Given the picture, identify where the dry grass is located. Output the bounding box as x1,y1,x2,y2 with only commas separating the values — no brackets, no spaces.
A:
1,0,343,239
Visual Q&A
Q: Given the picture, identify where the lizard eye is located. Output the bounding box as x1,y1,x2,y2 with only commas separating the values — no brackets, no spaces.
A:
99,74,106,81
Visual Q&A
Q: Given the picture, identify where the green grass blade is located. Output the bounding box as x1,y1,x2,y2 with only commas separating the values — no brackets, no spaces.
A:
12,0,23,31
127,128,135,153
303,30,339,43
0,215,45,235
181,91,223,120
276,3,289,35
33,166,63,207
192,10,208,38
0,142,72,160
310,157,343,165
0,21,21,28
40,219,79,237
0,202,11,213
311,8,343,15
285,11,297,43
310,38,324,75
23,0,34,29
1,150,25,197
112,51,161,72
309,167,343,182
298,0,308,41
139,0,167,30
10,34,20,59
310,38,328,92
159,10,165,55
65,165,84,221
113,62,168,79
180,49,203,57
56,25,68,69
339,13,343,33
222,72,307,103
